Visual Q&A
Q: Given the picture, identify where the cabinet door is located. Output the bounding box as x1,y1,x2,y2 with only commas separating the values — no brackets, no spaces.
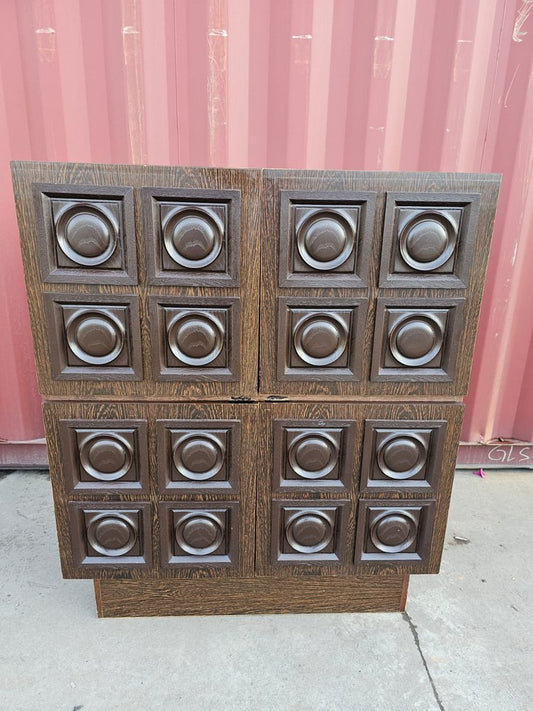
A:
259,170,498,397
12,163,261,400
44,401,258,579
14,164,499,401
255,402,463,577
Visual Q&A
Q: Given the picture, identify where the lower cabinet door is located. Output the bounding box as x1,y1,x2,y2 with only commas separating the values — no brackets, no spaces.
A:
255,401,463,576
43,401,258,579
44,399,463,581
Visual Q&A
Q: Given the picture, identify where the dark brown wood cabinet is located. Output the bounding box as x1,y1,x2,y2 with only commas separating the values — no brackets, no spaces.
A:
12,162,499,617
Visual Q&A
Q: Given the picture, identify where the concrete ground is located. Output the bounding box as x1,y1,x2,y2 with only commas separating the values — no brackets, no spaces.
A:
0,470,531,711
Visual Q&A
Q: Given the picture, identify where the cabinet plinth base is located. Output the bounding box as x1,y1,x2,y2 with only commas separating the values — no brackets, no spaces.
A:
94,575,409,617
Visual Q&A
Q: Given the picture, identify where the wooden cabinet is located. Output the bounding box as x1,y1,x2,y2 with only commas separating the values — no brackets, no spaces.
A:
12,162,499,616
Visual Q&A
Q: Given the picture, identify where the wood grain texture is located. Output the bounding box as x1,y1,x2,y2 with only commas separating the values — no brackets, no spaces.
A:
260,169,500,397
12,162,261,400
255,401,463,577
15,163,497,616
43,400,259,579
95,574,408,617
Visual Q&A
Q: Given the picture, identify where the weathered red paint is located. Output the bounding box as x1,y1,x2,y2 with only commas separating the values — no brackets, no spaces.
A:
0,0,531,451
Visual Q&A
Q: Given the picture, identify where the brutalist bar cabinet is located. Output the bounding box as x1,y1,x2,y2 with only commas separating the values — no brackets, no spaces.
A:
12,163,499,617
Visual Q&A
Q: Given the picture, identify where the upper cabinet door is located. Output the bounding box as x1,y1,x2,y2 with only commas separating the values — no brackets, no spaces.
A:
13,164,499,400
12,163,261,400
259,170,499,398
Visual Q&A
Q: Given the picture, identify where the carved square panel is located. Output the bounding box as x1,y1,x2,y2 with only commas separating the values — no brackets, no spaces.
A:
33,183,136,284
271,500,349,565
279,190,375,287
150,297,240,381
159,502,239,568
59,419,149,493
360,419,447,494
68,502,151,572
272,420,357,492
157,419,240,492
277,298,366,381
143,187,240,286
371,297,465,382
354,499,436,565
379,192,480,288
44,293,143,380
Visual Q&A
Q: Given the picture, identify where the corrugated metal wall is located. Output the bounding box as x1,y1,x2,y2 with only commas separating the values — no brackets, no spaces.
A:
1,0,532,445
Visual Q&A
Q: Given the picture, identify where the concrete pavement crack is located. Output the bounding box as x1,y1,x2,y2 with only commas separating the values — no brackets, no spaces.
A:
402,611,445,711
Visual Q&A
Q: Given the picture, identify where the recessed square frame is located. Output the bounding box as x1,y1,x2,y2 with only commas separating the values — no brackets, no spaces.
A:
277,297,367,382
59,418,149,494
271,499,350,566
143,186,241,286
149,295,241,382
379,191,480,288
67,501,152,575
279,190,376,287
371,297,465,382
359,419,447,494
43,292,143,381
33,182,137,284
159,501,239,569
156,418,241,493
354,499,436,568
272,419,358,493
